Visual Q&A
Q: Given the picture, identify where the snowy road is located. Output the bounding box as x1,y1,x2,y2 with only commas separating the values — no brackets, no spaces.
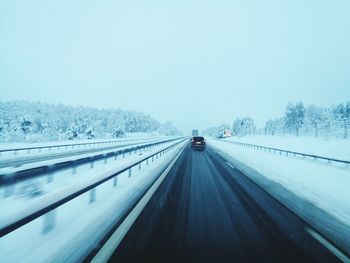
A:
110,145,343,262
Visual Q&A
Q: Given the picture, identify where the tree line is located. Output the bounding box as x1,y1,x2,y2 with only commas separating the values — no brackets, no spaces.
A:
204,101,350,138
0,101,181,142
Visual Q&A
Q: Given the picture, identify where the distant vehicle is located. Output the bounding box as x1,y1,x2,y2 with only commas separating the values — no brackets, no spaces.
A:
192,129,199,136
223,129,232,138
216,129,232,138
191,136,206,150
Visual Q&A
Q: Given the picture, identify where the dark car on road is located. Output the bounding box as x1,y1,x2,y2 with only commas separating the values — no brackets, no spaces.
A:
191,136,206,150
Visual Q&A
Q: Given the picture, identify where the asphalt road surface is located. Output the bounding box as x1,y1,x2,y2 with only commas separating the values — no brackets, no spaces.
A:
109,145,341,263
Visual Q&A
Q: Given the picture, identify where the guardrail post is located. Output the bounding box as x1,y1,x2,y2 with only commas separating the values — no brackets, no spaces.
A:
128,168,132,178
146,158,149,166
42,210,56,235
152,156,154,162
72,164,77,175
114,153,117,160
123,152,125,158
139,163,141,170
89,188,96,203
27,149,31,154
4,179,15,198
90,160,94,169
113,176,117,187
104,156,108,164
47,172,54,183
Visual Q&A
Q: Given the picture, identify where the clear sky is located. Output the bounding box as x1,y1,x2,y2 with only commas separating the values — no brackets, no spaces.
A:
1,0,350,134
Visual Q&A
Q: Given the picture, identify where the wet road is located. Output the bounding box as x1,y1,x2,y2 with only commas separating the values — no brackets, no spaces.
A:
109,145,340,263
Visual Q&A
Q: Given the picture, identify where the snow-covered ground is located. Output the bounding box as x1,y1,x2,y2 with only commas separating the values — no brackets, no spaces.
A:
224,135,350,160
0,134,163,153
0,137,168,169
0,139,187,263
208,138,350,253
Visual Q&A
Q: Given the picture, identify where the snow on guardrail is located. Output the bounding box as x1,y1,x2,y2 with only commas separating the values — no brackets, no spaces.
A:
220,140,350,167
0,137,187,238
0,137,182,187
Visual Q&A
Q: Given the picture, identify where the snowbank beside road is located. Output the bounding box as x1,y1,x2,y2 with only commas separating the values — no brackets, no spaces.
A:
208,138,350,254
225,135,350,160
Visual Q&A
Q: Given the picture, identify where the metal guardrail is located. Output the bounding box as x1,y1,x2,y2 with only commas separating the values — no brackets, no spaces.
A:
0,137,161,155
221,140,350,166
0,137,181,186
0,138,187,238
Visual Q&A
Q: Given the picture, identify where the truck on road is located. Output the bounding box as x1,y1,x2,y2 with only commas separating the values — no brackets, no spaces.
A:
192,129,199,137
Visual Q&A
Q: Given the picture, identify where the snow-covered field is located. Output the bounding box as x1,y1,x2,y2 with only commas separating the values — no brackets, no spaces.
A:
224,135,350,160
0,139,187,263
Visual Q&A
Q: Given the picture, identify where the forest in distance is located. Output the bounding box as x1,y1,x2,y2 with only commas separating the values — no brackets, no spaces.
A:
0,101,181,143
205,101,350,138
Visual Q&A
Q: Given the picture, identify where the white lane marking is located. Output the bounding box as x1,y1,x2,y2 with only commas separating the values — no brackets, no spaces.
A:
91,143,187,263
305,227,350,263
226,162,235,169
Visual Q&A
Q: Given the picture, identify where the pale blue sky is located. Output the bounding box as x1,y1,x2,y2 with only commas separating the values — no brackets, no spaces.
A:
1,0,350,134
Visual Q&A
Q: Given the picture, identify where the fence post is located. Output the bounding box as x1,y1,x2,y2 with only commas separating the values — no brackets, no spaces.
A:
315,123,318,138
47,171,54,183
344,121,348,139
128,168,132,178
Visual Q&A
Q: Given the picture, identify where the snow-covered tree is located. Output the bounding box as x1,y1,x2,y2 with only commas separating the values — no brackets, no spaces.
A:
285,102,305,136
112,126,125,138
332,102,350,121
20,115,34,134
158,121,181,136
232,117,255,137
66,126,78,140
305,105,324,125
84,127,96,140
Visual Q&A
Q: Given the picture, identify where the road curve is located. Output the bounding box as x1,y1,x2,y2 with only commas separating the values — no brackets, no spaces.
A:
109,145,341,263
